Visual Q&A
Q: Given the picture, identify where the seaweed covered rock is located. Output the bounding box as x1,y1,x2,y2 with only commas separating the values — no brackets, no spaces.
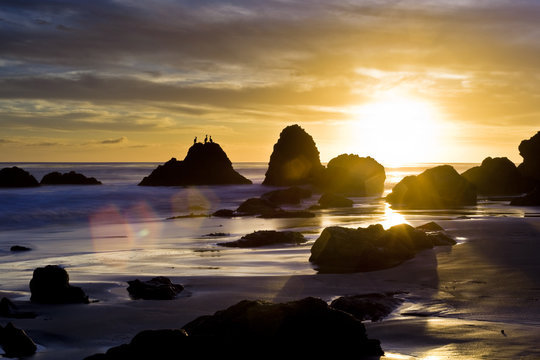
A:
29,265,89,304
0,322,37,358
517,131,540,183
386,165,476,209
461,157,524,195
263,125,324,186
139,142,251,186
322,154,386,196
260,186,312,205
0,167,39,187
84,297,383,358
40,171,102,185
127,277,184,300
218,230,306,248
309,222,455,273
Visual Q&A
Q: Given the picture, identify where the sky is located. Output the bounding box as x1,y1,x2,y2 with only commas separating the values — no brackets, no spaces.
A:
1,0,539,165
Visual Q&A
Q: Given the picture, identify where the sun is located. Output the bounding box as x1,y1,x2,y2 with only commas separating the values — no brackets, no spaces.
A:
346,92,443,167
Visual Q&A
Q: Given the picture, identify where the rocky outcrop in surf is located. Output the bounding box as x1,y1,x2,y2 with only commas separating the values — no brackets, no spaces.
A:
461,157,525,195
0,166,39,187
40,171,102,185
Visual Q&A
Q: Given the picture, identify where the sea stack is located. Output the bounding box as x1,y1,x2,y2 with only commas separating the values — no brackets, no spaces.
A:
0,167,39,187
40,171,102,185
263,124,324,186
461,157,525,195
139,141,251,186
517,131,540,183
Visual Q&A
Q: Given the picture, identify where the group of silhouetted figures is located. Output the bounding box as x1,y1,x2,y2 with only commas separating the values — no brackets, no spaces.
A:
194,135,213,144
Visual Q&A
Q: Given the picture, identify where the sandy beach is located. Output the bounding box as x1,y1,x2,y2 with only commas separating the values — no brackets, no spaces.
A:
1,214,539,359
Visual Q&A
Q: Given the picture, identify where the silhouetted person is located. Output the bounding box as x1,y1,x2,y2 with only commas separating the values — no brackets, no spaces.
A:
194,137,197,144
210,136,213,143
204,135,208,144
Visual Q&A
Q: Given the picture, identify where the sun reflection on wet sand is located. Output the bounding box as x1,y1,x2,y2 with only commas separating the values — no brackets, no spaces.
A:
381,203,408,229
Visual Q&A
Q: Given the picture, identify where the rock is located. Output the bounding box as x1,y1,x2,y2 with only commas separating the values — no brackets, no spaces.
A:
263,125,325,186
218,230,307,248
127,277,184,300
10,245,31,252
260,186,312,205
415,221,444,232
317,193,353,208
139,142,252,186
85,297,383,358
40,171,102,185
510,187,540,206
212,209,235,217
330,293,404,322
517,131,540,182
309,222,455,273
0,167,39,187
386,165,476,209
29,265,89,304
322,154,386,196
461,157,525,195
235,197,280,216
257,210,315,218
0,322,37,358
0,297,37,319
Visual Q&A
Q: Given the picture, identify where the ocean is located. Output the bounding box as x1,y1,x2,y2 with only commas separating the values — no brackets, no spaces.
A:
0,162,535,288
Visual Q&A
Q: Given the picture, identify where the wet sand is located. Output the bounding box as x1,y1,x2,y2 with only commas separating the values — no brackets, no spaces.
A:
1,216,539,359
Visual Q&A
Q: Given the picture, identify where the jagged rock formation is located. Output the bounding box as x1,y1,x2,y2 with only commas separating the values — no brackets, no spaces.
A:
0,322,37,358
127,277,184,300
322,154,386,196
0,167,39,187
461,157,524,195
40,171,102,185
517,131,540,183
263,125,324,186
139,142,251,186
386,165,476,208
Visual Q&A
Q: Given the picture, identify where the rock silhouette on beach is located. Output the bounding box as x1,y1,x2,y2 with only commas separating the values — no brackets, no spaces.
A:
517,131,540,183
139,141,251,186
260,186,312,205
0,322,37,358
263,124,325,186
309,222,455,273
510,187,540,206
218,230,307,248
315,193,354,208
461,157,525,195
0,297,36,319
29,265,89,304
10,245,31,252
40,171,102,185
330,293,404,322
386,165,476,209
322,154,386,196
127,277,184,300
0,166,39,187
214,196,315,219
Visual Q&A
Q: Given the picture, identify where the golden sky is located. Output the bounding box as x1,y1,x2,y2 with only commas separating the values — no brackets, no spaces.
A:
1,0,539,165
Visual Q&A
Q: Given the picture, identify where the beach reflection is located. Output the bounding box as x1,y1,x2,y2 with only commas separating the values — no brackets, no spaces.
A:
381,203,408,229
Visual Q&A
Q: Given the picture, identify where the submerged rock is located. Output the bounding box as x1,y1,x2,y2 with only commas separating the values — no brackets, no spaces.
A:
517,131,540,183
29,265,89,304
309,222,455,273
330,293,404,322
260,186,312,205
263,125,325,186
322,154,386,196
84,297,383,358
461,157,524,195
10,245,31,252
0,167,39,187
316,193,353,208
235,197,279,216
218,230,306,248
0,322,37,358
40,171,102,185
139,142,252,186
386,165,476,209
127,277,184,300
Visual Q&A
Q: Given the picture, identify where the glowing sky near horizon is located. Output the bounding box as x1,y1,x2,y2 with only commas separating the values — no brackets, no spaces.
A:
1,0,539,165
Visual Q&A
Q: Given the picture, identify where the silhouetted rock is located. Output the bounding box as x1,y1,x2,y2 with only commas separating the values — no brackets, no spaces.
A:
330,293,404,322
84,297,383,358
0,298,36,319
517,131,540,183
0,167,39,187
257,209,315,218
386,165,476,209
29,265,89,304
0,322,37,358
139,142,252,186
322,154,386,196
10,245,31,252
260,186,312,205
309,222,455,273
40,171,102,185
236,197,279,216
461,157,524,195
317,193,353,208
218,230,306,248
263,125,325,186
127,277,184,300
510,187,540,206
212,209,235,218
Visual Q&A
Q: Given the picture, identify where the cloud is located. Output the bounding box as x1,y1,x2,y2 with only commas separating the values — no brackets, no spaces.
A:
100,136,127,144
